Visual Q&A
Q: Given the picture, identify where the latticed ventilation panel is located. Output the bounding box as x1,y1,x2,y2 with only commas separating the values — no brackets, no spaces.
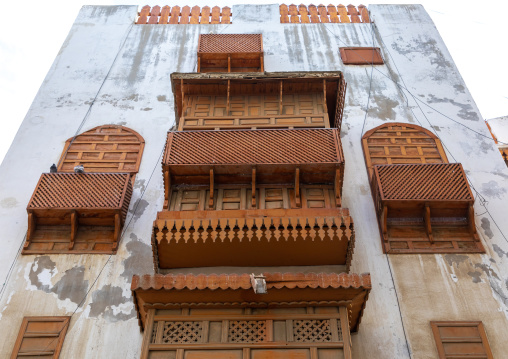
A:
228,320,267,343
164,129,341,165
162,321,203,344
375,163,473,201
293,319,334,342
362,123,448,178
58,125,144,174
28,173,131,210
280,4,370,23
199,34,262,53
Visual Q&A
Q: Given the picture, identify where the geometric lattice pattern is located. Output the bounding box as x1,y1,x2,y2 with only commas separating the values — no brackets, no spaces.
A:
228,320,267,343
164,129,342,165
293,319,334,342
280,4,370,23
375,163,473,201
161,321,202,344
199,34,262,53
28,173,132,223
57,125,144,174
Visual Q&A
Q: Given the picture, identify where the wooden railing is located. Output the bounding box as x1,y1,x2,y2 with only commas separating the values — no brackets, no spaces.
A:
280,4,370,23
136,5,231,24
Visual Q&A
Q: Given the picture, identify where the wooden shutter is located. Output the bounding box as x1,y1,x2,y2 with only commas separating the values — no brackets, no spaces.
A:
57,125,145,174
11,316,70,358
362,122,448,178
431,321,493,359
339,47,384,65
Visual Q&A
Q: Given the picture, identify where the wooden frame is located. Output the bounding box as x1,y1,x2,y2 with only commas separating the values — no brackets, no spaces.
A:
339,47,384,65
431,321,493,359
11,316,70,359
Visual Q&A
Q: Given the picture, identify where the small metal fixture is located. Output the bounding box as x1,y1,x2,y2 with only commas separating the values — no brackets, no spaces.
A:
50,164,57,173
250,274,267,294
74,165,85,173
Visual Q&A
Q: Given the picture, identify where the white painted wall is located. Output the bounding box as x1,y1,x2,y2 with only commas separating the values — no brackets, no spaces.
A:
0,4,507,358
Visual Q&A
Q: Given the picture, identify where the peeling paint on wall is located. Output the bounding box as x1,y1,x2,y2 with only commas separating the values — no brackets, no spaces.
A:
88,284,135,322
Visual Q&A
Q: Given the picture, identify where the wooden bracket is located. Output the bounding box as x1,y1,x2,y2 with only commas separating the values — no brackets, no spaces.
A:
334,168,342,207
69,211,78,250
251,167,256,208
424,204,434,243
180,79,185,118
468,203,480,241
279,80,283,115
112,213,121,251
227,54,231,73
25,212,36,249
226,80,231,115
197,55,201,72
381,205,388,242
295,167,301,208
164,170,171,210
323,79,328,113
209,169,214,209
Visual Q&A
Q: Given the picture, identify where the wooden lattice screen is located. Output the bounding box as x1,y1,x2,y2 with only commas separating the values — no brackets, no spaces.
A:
362,123,448,178
136,5,232,24
57,125,144,174
280,4,370,23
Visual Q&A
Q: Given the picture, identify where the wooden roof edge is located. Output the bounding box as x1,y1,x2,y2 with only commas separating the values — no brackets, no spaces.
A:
170,71,344,82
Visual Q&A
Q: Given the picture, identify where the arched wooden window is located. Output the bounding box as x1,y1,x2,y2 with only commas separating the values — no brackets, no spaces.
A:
57,125,145,174
362,122,448,178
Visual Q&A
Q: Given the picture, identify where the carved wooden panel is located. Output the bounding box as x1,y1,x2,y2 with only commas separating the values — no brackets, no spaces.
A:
57,125,144,174
431,321,493,359
362,123,448,178
181,93,328,130
141,308,349,359
168,185,338,211
11,316,70,359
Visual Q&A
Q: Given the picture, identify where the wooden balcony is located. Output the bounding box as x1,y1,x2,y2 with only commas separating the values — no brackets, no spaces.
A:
171,72,347,131
162,128,344,208
23,173,133,254
152,208,354,271
370,163,484,254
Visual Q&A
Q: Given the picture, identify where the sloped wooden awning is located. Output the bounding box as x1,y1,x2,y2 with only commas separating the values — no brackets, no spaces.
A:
370,163,484,254
23,172,133,254
131,272,371,333
152,208,355,271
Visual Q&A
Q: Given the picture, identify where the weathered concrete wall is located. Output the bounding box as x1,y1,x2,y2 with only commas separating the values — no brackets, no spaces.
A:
0,4,507,359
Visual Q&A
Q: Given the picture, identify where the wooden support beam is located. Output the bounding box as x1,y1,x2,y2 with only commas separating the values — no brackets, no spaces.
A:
25,213,36,249
228,54,231,73
279,80,283,115
140,309,155,359
381,205,388,242
69,211,78,250
113,213,121,251
209,169,214,208
251,167,256,208
424,204,434,243
323,79,328,113
334,168,342,207
197,56,201,72
468,203,480,241
180,79,185,118
226,80,230,115
164,170,171,210
339,306,352,359
295,167,301,207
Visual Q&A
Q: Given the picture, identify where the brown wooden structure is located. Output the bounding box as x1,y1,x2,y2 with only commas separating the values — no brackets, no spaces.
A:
362,123,484,254
198,34,263,73
339,47,384,65
136,5,232,24
23,173,133,254
431,321,493,359
132,272,371,359
279,4,370,23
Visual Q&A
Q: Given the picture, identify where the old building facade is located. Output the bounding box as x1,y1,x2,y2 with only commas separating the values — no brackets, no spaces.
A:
1,4,507,359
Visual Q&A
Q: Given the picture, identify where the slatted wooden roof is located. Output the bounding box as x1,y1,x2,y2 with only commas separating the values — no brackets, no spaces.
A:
362,122,448,178
132,272,371,332
198,34,262,54
374,163,473,201
57,125,145,174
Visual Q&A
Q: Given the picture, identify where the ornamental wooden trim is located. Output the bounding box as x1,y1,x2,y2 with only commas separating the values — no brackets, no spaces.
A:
136,5,232,24
139,308,352,359
198,34,263,73
499,148,508,166
151,208,355,271
23,173,133,254
131,272,371,333
339,47,384,65
280,4,370,23
370,163,484,254
11,316,70,359
171,72,346,131
57,125,145,175
431,321,493,359
362,122,448,179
